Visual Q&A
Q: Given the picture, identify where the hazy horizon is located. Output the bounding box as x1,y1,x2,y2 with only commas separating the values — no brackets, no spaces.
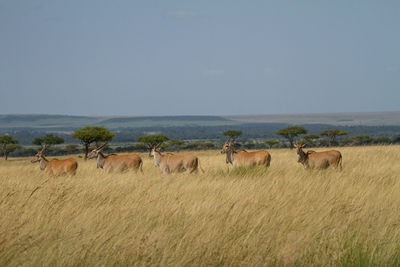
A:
1,1,399,116
1,110,400,118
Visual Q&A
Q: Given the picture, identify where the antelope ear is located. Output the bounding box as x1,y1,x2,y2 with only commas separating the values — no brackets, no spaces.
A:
302,144,307,148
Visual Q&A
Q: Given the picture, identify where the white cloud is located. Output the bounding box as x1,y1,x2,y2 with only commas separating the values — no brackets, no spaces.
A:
167,10,198,19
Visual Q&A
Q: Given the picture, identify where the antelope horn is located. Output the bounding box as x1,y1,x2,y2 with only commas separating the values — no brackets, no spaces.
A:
226,137,232,145
38,145,48,156
97,143,107,150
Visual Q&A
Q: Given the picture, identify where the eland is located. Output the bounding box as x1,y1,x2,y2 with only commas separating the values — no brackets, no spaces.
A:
88,143,143,173
295,144,342,170
221,139,271,168
150,147,201,174
31,146,78,176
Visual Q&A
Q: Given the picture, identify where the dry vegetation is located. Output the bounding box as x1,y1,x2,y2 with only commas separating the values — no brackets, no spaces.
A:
1,146,400,266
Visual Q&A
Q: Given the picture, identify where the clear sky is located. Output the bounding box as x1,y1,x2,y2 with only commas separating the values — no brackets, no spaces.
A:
0,0,399,116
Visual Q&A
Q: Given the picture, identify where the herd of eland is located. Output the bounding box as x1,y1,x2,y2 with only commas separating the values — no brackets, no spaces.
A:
29,139,343,176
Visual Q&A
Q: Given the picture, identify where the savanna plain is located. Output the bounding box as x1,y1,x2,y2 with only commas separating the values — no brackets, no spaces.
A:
1,146,400,266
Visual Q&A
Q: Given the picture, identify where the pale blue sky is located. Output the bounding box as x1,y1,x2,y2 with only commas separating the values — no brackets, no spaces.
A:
0,0,399,116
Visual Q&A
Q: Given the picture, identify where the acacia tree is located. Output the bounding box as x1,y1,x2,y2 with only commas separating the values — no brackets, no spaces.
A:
72,126,115,159
320,129,347,146
264,139,280,149
223,130,242,142
276,126,307,149
0,135,20,160
136,134,169,151
32,134,64,149
302,134,320,146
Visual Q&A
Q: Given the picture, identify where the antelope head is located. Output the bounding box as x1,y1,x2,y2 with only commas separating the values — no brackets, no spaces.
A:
221,137,236,154
31,146,47,163
221,142,231,154
295,143,307,163
88,143,107,159
149,143,163,157
150,147,160,157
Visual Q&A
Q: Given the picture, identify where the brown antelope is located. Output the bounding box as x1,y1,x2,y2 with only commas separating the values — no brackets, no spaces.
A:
221,140,271,168
31,147,78,176
87,144,143,173
150,147,201,174
295,143,342,170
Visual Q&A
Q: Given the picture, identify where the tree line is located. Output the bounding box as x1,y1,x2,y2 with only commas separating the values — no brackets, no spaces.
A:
0,125,399,160
5,123,400,145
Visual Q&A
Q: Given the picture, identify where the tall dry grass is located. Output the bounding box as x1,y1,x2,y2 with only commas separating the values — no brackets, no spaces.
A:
1,146,400,266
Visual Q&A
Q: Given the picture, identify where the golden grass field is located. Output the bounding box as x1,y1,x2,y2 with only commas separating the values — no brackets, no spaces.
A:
1,145,400,266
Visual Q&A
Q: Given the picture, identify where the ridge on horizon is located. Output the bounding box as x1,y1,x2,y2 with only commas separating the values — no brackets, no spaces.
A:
1,110,399,118
0,111,400,129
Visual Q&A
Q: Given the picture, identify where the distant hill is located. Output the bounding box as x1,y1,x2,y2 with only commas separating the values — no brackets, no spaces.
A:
1,112,400,145
226,111,400,126
0,115,103,129
0,114,238,129
0,111,399,130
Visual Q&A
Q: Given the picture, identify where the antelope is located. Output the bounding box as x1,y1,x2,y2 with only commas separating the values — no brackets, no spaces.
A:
87,144,143,173
31,147,78,176
150,147,201,174
295,143,342,170
221,140,271,168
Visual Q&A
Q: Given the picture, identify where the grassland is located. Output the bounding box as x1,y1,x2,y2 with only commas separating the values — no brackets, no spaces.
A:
1,146,400,266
